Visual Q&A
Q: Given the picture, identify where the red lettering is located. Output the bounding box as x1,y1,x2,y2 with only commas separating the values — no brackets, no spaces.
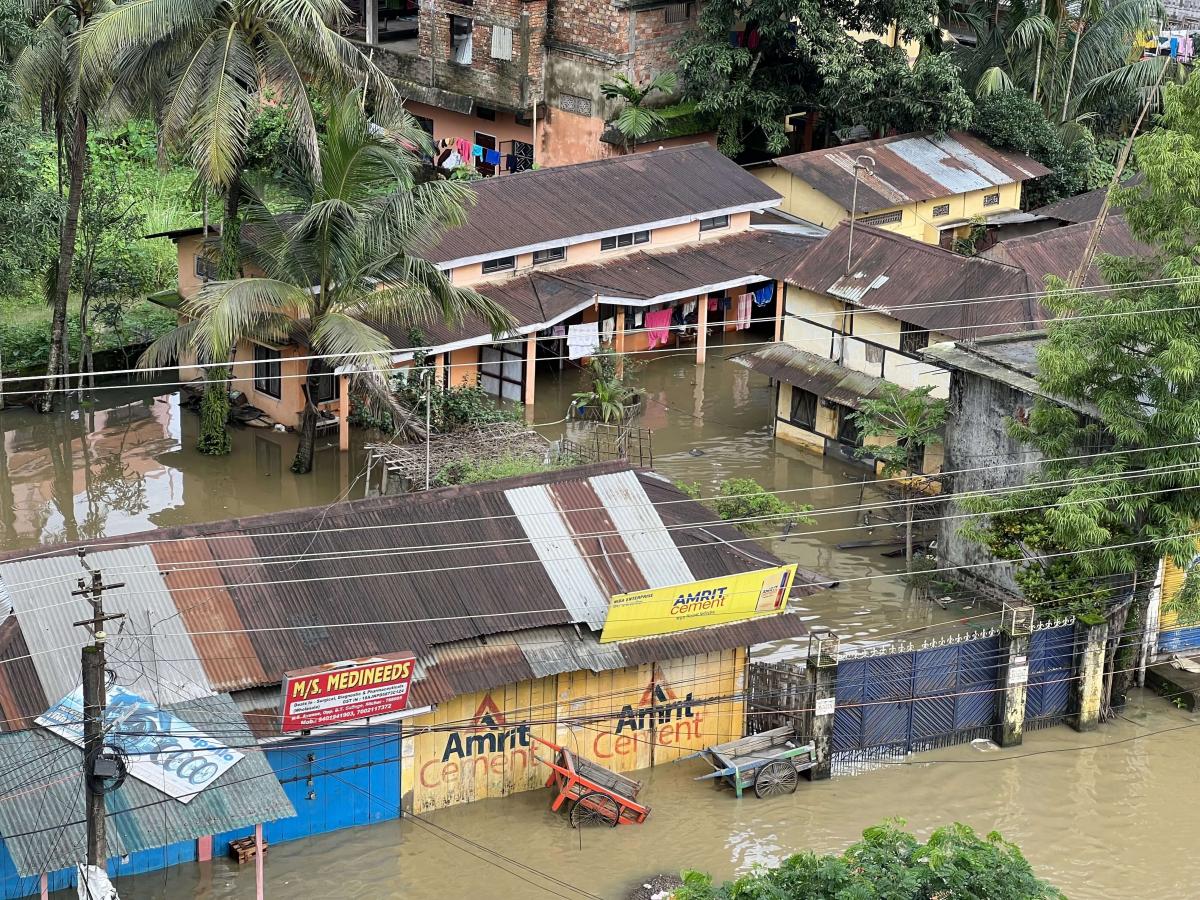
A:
614,734,636,757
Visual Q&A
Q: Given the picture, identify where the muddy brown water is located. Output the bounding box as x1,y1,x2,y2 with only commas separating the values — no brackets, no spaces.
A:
4,342,1194,899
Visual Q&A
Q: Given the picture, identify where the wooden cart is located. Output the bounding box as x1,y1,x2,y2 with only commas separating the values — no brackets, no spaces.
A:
685,726,816,799
532,735,651,827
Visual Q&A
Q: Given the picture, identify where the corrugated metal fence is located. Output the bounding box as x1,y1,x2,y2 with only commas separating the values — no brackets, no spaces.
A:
1024,622,1076,730
832,629,1003,773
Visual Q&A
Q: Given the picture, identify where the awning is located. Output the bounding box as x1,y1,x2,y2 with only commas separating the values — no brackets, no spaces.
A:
732,344,893,409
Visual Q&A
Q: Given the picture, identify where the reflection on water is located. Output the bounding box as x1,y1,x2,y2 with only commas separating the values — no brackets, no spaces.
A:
112,689,1200,900
0,386,362,550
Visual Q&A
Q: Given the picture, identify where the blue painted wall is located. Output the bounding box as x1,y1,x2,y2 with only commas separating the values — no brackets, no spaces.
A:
0,724,403,898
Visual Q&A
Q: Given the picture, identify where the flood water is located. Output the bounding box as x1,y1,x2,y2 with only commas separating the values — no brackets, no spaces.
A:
4,339,1192,900
114,688,1200,900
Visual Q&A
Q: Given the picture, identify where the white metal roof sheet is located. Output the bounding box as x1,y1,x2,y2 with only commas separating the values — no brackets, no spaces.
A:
0,546,214,707
588,470,694,589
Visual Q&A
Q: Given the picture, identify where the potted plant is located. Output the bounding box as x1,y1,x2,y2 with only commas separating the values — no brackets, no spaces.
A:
571,352,641,423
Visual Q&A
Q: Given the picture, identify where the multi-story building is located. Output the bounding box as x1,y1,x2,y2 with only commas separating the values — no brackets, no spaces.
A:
752,131,1050,247
342,0,713,170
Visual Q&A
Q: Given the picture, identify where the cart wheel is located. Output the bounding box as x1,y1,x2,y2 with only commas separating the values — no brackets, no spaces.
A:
754,760,799,799
571,792,621,828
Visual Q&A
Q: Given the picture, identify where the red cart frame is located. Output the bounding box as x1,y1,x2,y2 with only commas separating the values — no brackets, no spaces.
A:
531,735,651,827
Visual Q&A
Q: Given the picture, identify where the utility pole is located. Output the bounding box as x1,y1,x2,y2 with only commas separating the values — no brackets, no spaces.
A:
72,551,125,875
846,154,875,274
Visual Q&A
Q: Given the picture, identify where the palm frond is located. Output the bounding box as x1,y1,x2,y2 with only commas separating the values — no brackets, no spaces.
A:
975,65,1016,97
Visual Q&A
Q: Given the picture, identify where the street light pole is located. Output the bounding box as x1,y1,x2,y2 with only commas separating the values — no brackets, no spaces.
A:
846,154,875,274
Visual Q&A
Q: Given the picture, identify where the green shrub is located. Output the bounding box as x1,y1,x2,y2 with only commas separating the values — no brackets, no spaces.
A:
710,478,813,533
434,455,560,486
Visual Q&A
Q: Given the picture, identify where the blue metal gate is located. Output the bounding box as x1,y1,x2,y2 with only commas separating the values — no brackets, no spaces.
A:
833,631,1002,768
1024,622,1076,729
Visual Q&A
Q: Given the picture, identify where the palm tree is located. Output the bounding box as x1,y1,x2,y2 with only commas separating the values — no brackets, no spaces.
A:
141,91,515,474
80,0,399,453
14,0,113,412
957,0,1167,124
600,71,679,150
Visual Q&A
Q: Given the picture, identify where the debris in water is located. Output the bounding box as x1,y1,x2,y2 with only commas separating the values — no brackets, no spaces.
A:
971,738,1000,752
688,448,705,456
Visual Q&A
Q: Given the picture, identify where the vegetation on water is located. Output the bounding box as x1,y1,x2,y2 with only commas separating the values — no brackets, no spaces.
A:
678,478,814,533
434,454,563,487
572,352,639,423
674,820,1064,900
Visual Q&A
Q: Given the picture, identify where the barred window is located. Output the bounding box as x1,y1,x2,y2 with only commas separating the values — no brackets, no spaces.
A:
664,3,691,23
932,203,950,217
983,192,1001,206
558,93,593,117
858,210,902,226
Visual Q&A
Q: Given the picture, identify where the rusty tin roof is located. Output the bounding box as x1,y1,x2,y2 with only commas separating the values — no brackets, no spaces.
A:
982,215,1157,288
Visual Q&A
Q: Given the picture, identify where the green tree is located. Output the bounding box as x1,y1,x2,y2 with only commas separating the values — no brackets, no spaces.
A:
971,90,1112,207
853,383,947,569
0,0,57,299
600,71,679,150
14,0,114,411
675,820,1064,899
82,0,398,454
675,0,944,156
968,71,1200,698
818,42,973,139
141,91,514,474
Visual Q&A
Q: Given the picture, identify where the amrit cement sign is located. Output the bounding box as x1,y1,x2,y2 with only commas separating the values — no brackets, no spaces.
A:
281,653,416,732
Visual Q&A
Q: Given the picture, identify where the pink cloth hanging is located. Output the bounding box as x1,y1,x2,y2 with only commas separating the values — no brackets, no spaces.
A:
736,294,753,330
708,297,718,312
645,308,673,348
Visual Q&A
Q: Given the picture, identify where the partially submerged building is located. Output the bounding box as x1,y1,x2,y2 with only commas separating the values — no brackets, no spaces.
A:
734,223,1039,469
753,131,1050,247
0,462,824,895
151,144,819,443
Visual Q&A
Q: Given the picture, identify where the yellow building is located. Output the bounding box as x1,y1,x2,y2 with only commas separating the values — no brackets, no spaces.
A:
735,222,1039,472
755,131,1051,247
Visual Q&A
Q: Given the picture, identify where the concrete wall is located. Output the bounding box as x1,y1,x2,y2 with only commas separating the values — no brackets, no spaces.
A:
938,367,1035,595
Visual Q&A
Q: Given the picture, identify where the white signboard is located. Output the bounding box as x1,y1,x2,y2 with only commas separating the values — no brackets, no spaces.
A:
815,696,836,717
37,685,243,804
1009,664,1030,686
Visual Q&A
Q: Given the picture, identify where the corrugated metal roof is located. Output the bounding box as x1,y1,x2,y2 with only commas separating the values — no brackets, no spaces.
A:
425,144,782,265
773,131,1051,214
512,626,626,678
786,223,1042,337
0,694,293,877
0,464,826,720
506,484,613,631
1029,175,1145,224
732,344,895,410
589,471,694,589
982,215,1157,288
0,546,212,706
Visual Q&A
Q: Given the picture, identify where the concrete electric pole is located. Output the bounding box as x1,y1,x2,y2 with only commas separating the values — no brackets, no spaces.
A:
72,551,125,873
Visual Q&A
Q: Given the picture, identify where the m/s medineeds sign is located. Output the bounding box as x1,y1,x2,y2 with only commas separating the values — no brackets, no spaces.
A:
280,652,416,732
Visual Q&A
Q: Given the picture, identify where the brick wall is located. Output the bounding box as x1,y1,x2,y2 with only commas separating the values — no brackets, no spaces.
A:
631,3,695,85
549,0,629,58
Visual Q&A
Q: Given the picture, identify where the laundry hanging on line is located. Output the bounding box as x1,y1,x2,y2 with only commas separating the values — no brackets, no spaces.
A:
600,317,616,343
735,293,753,330
566,322,600,360
645,308,672,349
752,284,773,307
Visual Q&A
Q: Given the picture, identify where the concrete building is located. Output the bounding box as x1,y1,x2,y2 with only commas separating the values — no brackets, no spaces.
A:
150,144,820,444
341,0,713,170
734,223,1039,470
753,131,1051,247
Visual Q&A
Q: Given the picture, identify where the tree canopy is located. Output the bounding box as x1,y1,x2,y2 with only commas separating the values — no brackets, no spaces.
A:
675,820,1064,899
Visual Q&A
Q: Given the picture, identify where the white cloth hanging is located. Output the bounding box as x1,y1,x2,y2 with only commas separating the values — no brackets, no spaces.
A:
566,322,600,360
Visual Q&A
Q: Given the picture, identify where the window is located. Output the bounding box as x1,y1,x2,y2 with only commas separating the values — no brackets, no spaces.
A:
899,320,930,355
533,246,566,265
600,230,650,251
932,203,950,217
699,214,729,232
194,253,218,282
558,93,593,117
308,360,340,405
414,115,435,139
489,25,512,60
475,105,497,121
480,342,525,402
789,387,817,429
449,15,473,65
253,345,282,399
475,130,497,177
482,255,515,274
859,210,902,226
835,404,862,447
508,139,534,173
664,2,692,23
983,192,1000,206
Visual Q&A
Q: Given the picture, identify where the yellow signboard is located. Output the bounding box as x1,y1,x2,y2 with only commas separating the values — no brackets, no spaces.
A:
599,565,798,643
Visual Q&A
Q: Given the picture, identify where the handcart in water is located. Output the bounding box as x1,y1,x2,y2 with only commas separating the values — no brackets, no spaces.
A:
532,735,650,827
684,725,815,799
